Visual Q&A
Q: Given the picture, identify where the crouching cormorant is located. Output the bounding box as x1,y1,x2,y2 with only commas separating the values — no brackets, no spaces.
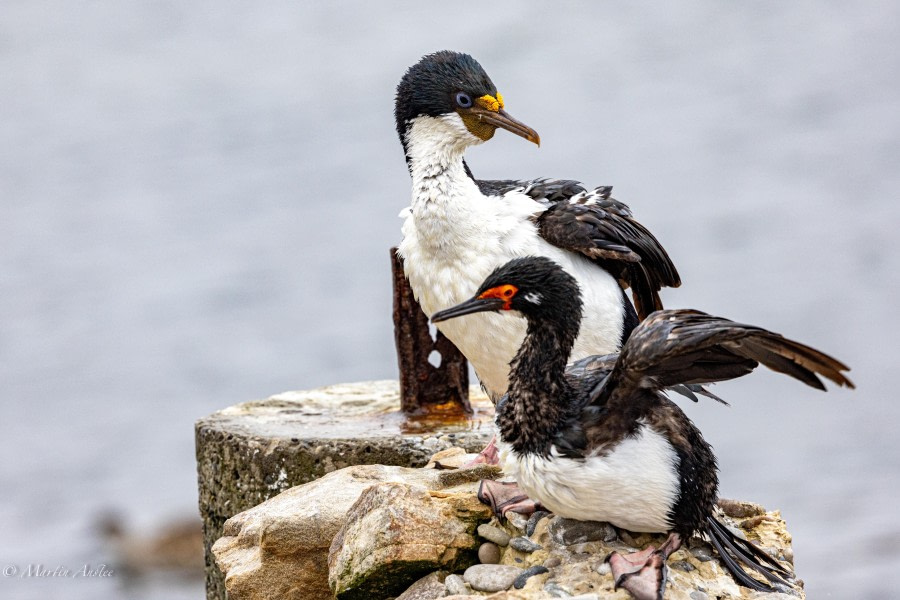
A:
431,256,853,599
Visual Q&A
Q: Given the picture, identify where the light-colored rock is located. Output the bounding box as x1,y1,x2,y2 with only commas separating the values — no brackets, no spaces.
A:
425,447,482,470
213,462,498,600
477,523,511,546
463,564,524,592
328,479,494,599
396,571,449,600
444,573,470,596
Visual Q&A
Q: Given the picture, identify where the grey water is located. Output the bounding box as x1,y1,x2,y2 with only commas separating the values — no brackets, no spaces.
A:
1,2,898,598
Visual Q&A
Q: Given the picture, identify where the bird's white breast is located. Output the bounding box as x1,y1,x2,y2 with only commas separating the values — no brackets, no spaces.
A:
397,116,626,398
498,423,680,533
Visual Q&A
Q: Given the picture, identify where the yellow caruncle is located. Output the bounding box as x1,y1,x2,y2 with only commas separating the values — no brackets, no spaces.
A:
476,93,505,113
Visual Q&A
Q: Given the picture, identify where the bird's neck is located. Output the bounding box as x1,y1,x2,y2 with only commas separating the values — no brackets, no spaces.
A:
499,312,580,455
402,116,480,204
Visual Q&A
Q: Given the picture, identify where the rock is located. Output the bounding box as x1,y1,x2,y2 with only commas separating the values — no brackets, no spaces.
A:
543,581,574,597
328,480,494,599
717,498,766,518
443,573,469,596
478,542,501,564
395,571,449,600
671,560,695,572
463,564,524,592
213,463,497,600
548,518,617,545
505,511,529,533
543,556,562,568
509,537,542,553
525,511,551,537
477,523,511,546
485,512,805,600
512,565,549,589
425,448,480,470
198,381,494,599
690,542,715,562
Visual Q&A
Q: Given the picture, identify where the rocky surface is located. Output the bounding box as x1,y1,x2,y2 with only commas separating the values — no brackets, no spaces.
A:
213,440,803,600
197,381,494,599
328,480,493,599
212,462,499,600
392,495,804,600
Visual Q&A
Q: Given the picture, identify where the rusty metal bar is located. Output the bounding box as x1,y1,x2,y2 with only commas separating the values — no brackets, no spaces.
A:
391,248,471,415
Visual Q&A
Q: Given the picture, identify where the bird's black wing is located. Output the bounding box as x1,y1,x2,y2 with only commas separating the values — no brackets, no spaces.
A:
592,309,854,411
475,177,587,203
477,177,681,319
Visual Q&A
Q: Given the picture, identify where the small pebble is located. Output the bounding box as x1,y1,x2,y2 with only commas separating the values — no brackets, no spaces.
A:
526,510,551,537
478,542,501,564
509,536,542,553
689,592,709,600
690,544,715,562
543,581,573,597
477,523,511,546
444,573,468,596
594,562,611,576
783,547,794,564
506,511,528,532
670,560,695,572
543,556,562,568
549,518,617,545
513,565,549,589
463,564,523,593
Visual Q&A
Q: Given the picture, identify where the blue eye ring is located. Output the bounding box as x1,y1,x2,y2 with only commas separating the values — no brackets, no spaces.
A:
455,92,473,108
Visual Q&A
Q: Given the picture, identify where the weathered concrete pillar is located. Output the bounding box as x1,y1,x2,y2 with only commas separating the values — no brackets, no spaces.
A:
195,380,494,600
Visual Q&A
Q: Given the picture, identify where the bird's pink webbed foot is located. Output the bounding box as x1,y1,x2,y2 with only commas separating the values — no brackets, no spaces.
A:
477,479,544,519
462,434,500,467
608,532,682,600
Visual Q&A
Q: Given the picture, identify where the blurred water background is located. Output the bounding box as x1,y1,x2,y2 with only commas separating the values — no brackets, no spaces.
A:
1,1,898,598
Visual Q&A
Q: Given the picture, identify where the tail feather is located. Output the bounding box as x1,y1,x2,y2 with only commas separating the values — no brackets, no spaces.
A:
705,515,796,594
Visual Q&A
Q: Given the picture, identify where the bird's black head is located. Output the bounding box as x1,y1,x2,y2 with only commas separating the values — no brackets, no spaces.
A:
394,51,540,157
431,256,583,326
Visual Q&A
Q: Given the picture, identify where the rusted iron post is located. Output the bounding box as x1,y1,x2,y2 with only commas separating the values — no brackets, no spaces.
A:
391,248,471,415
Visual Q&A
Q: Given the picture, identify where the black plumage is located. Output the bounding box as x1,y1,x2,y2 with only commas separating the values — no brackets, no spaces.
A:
431,256,853,599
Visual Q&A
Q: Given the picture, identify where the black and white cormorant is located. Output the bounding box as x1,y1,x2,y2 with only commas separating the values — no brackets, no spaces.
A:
431,256,853,600
395,51,680,410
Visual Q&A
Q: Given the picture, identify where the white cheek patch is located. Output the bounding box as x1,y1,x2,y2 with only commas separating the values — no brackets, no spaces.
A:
524,292,542,305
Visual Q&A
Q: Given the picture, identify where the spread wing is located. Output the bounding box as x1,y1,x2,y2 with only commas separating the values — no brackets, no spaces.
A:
478,177,681,319
592,309,854,412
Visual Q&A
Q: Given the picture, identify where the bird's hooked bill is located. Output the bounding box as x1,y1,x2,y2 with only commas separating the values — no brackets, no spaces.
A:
431,296,506,323
471,107,541,146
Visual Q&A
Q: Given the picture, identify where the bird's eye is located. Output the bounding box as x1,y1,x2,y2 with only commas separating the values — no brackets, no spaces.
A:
455,92,473,108
502,287,514,298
